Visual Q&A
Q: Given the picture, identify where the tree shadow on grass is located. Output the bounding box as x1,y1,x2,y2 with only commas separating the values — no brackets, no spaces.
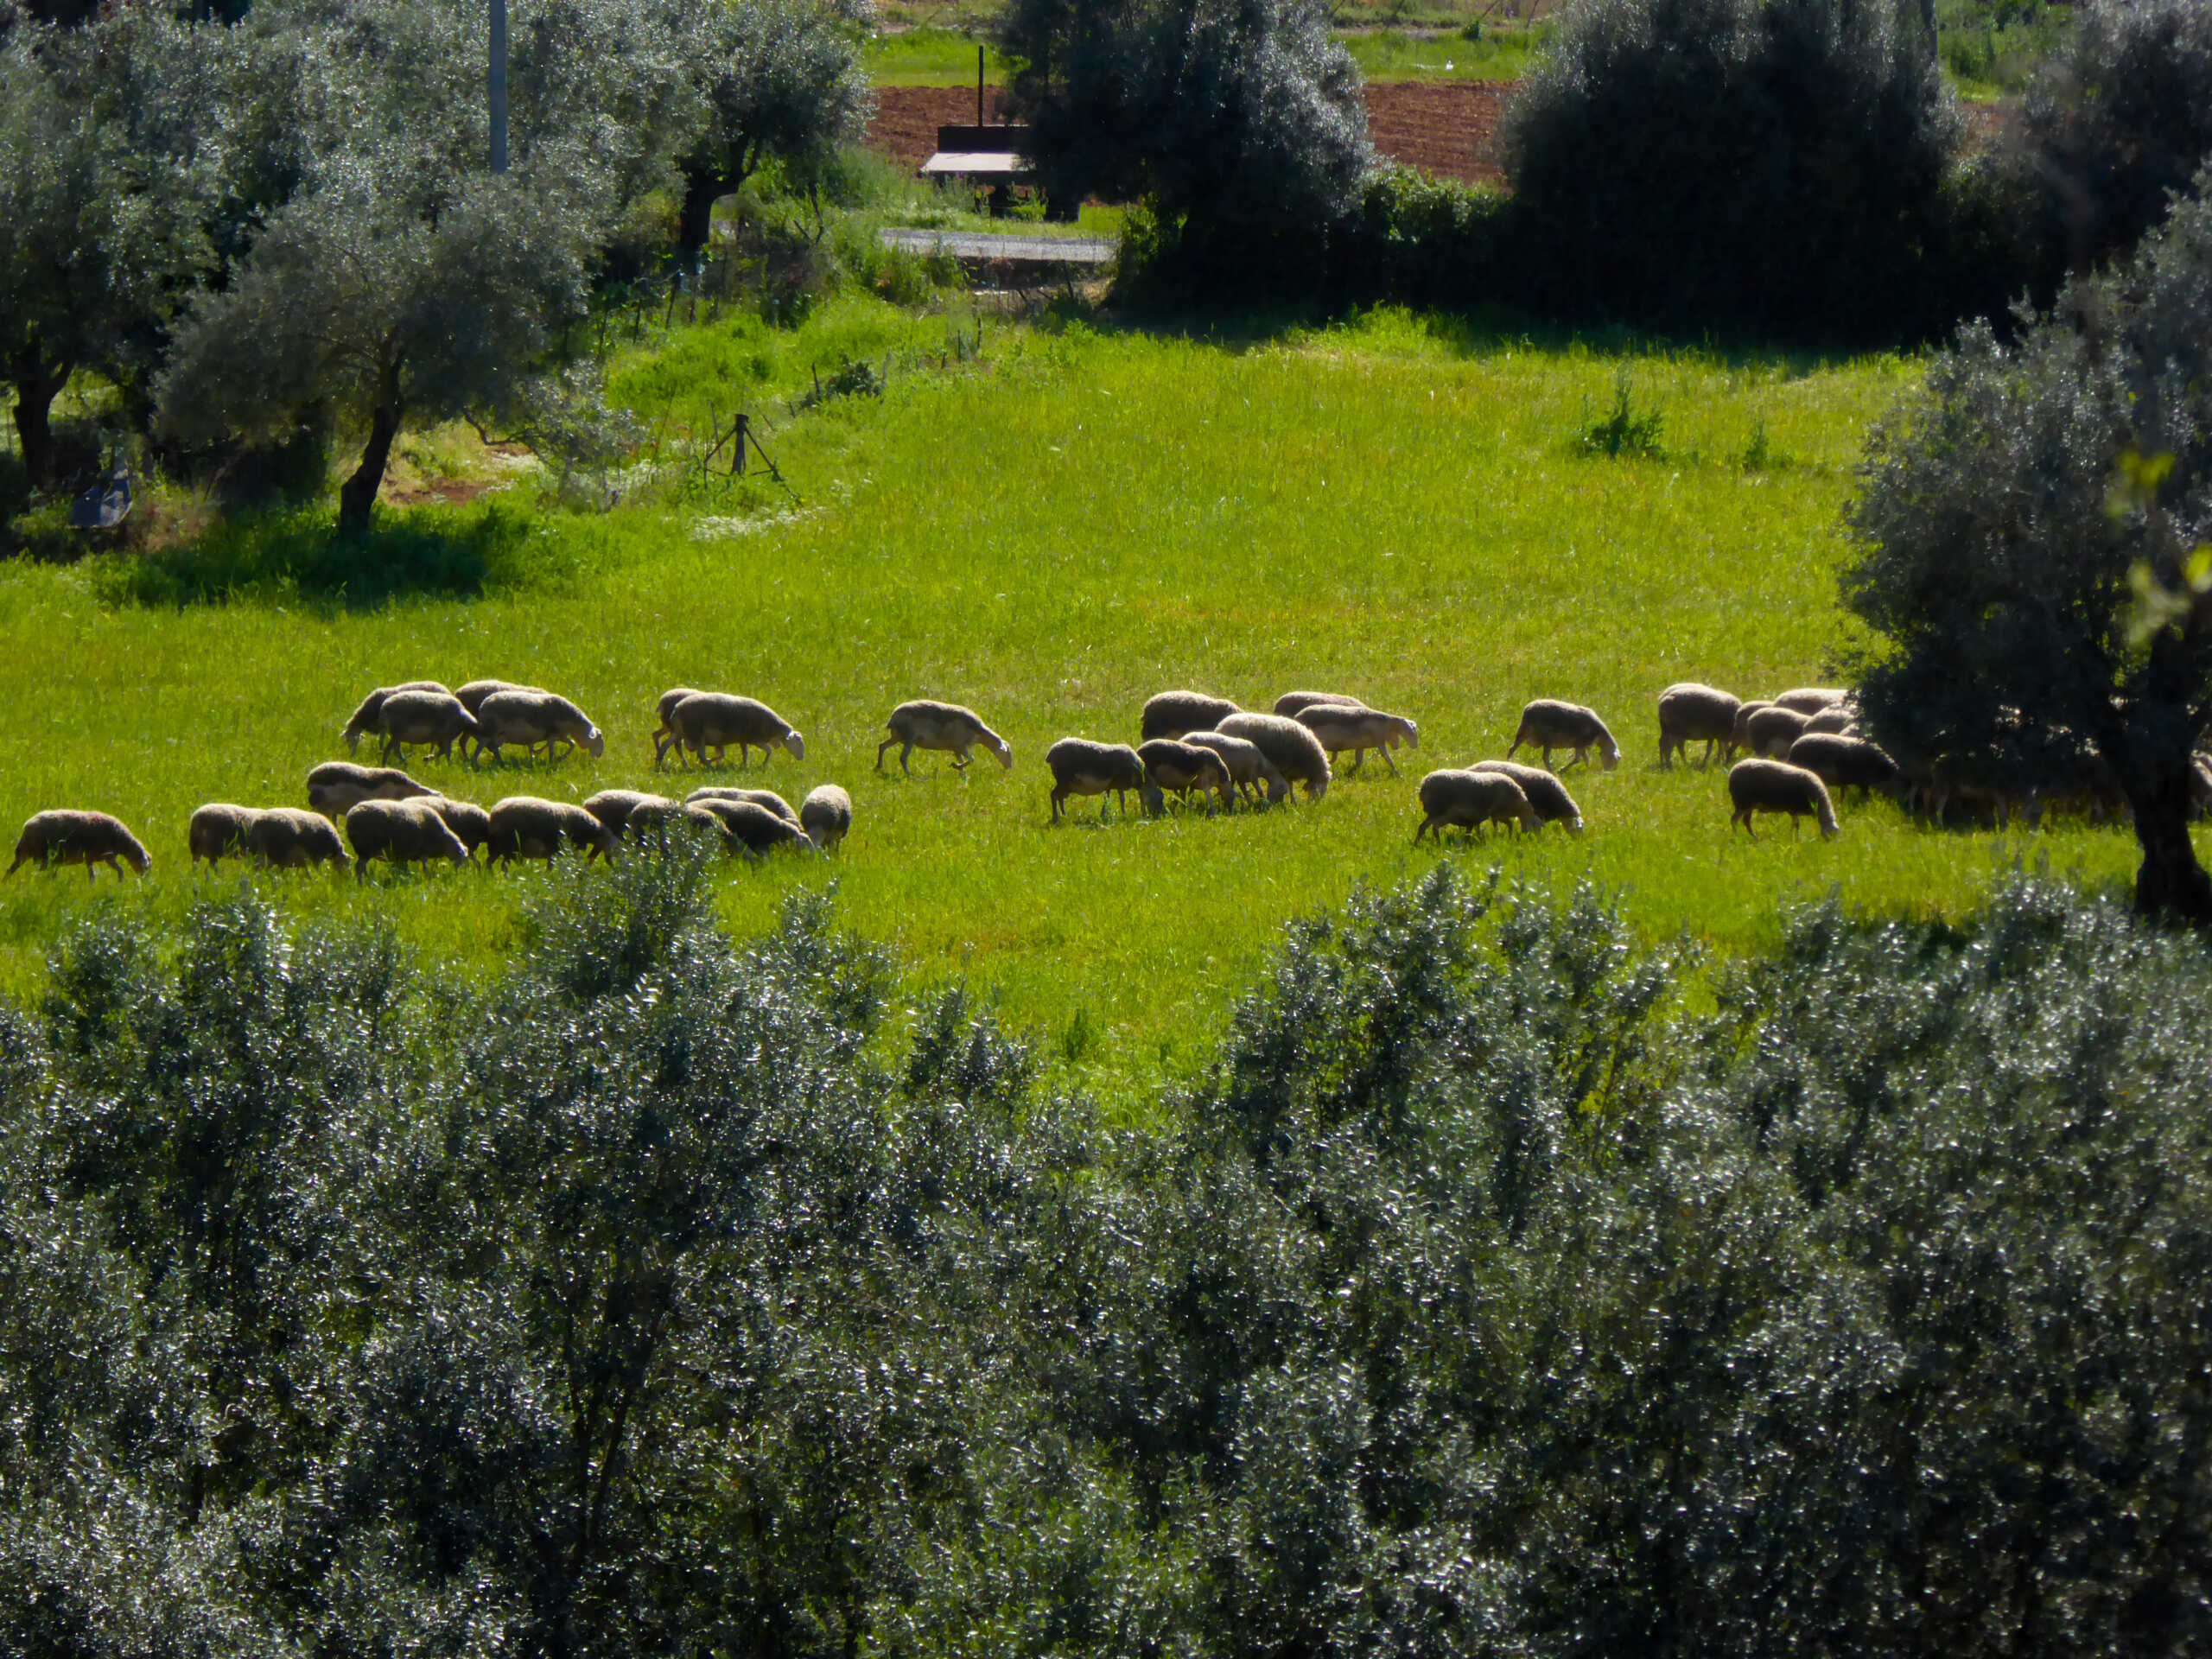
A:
88,500,554,612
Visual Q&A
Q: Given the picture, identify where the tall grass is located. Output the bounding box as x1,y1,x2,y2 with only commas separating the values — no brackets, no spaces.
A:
0,305,2174,1085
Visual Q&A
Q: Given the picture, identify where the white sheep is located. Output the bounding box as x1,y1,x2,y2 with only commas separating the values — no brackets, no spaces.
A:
1508,701,1619,772
1214,713,1331,802
7,810,152,880
1294,703,1419,777
878,701,1013,774
664,694,804,769
1414,770,1541,840
801,785,852,851
1727,760,1840,839
1656,683,1741,769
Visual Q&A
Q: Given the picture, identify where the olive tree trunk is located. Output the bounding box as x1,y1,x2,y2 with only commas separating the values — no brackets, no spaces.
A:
2125,756,2212,924
8,349,72,488
336,398,402,537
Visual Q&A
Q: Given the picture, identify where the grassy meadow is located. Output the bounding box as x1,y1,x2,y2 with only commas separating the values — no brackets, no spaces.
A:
0,302,2176,1087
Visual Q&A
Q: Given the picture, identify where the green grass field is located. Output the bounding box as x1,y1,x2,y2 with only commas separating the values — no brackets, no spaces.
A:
0,300,2177,1086
861,23,1547,86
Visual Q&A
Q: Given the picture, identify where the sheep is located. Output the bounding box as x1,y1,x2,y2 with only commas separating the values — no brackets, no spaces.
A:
685,786,800,824
421,797,493,857
1214,713,1332,801
376,689,480,763
664,694,804,769
1184,729,1287,805
582,789,673,840
2192,753,2212,818
245,808,351,871
651,688,702,765
1294,703,1419,777
878,701,1013,775
1136,739,1233,813
693,796,810,858
1726,700,1773,761
485,798,617,866
1746,704,1813,758
308,762,435,820
625,797,731,849
1508,700,1620,772
341,681,448,753
454,679,536,716
1272,690,1363,719
7,810,152,881
1140,690,1241,742
474,690,605,764
345,798,470,880
1786,733,1898,802
801,784,852,851
1802,704,1859,736
189,804,261,867
1656,683,1741,769
1045,738,1149,823
1728,760,1840,840
1471,760,1584,831
1414,769,1542,841
1772,687,1849,715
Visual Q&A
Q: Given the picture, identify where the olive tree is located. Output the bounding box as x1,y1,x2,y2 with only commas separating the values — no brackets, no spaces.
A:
1500,0,1960,338
1843,173,2212,920
1000,0,1369,240
665,0,874,270
157,155,593,536
0,9,214,487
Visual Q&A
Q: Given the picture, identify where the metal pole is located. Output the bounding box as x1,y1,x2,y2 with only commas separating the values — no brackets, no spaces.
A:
490,0,508,173
977,43,984,126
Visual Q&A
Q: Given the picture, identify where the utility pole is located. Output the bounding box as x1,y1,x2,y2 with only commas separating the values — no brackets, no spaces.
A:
490,0,508,173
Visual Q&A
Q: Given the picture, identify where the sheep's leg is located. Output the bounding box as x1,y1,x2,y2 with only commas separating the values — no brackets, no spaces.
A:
1345,749,1364,776
1414,817,1432,842
1377,747,1398,777
875,735,898,772
1051,790,1065,823
952,748,971,771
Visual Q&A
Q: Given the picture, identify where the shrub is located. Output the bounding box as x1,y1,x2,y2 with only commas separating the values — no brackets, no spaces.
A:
1501,0,1965,339
2017,0,2212,279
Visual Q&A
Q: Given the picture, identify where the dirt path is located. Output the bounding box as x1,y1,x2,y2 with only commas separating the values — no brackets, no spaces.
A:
865,82,1510,188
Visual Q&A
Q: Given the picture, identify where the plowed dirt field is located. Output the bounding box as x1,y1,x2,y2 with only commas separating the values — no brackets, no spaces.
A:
866,82,1509,188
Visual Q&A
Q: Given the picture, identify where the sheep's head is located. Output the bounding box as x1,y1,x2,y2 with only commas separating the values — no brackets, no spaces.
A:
990,737,1014,769
343,728,363,754
582,726,606,758
1398,717,1420,750
1599,737,1621,772
783,732,806,761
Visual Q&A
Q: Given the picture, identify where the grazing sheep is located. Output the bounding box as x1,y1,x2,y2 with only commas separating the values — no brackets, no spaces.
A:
189,803,261,867
421,798,493,857
1045,738,1149,822
1746,704,1813,758
1772,687,1848,715
341,682,448,753
685,786,799,823
1802,705,1858,736
1414,769,1542,841
582,789,674,840
878,700,1014,774
1728,760,1840,840
308,762,435,820
1295,703,1419,777
2192,753,2212,818
693,796,810,857
7,810,151,881
474,690,606,764
1471,760,1584,831
1136,739,1233,813
625,797,731,849
1140,690,1241,742
1508,700,1620,772
1184,730,1287,805
454,679,536,715
485,798,617,866
245,808,350,871
376,689,480,763
665,694,804,769
345,798,469,880
1726,700,1773,761
1272,690,1363,719
651,688,702,765
801,784,852,851
1656,683,1741,769
1214,712,1332,801
1787,733,1897,801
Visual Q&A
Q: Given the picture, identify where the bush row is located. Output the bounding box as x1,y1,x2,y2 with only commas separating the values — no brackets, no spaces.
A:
3,849,2208,1657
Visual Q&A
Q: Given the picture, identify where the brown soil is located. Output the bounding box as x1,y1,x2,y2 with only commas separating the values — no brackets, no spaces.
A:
866,81,1508,188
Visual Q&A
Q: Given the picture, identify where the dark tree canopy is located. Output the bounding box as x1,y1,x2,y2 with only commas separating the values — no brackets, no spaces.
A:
2018,0,2212,279
1001,0,1370,238
1501,0,1961,338
1844,172,2212,919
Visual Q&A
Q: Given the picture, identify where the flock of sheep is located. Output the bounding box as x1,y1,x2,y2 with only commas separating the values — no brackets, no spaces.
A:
0,672,1925,885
